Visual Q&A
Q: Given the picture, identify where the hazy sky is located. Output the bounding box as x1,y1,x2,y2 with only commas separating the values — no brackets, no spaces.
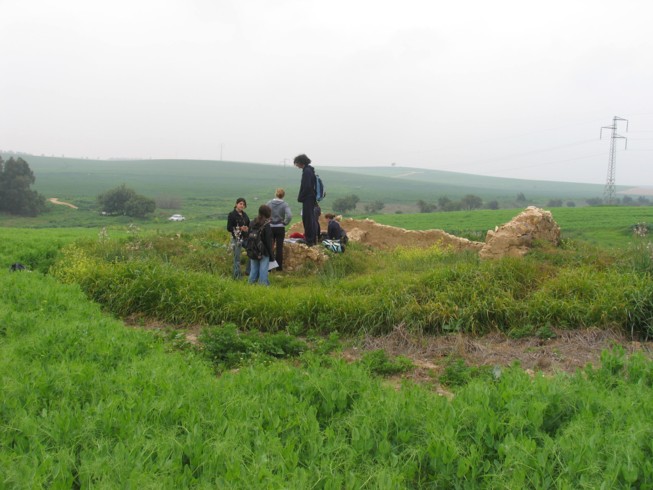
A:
2,0,652,185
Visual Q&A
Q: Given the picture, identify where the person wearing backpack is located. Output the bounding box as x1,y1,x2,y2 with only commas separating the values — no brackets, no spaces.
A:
266,188,292,272
294,153,318,246
226,197,250,279
247,204,275,286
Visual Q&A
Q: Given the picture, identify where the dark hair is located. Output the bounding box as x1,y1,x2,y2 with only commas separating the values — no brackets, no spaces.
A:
253,204,272,227
235,197,247,207
293,154,311,167
324,213,336,220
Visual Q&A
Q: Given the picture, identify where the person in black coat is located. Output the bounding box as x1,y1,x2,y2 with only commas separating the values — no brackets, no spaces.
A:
294,154,318,246
325,213,348,252
226,197,250,279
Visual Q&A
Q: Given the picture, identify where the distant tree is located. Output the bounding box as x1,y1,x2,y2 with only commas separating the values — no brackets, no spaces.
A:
437,196,452,209
566,201,576,207
485,200,499,210
638,196,651,205
364,200,385,214
124,195,156,218
622,196,634,205
546,199,563,207
460,194,483,210
516,193,527,203
98,184,156,217
416,199,437,213
332,194,360,214
0,156,47,216
441,199,462,212
586,198,603,206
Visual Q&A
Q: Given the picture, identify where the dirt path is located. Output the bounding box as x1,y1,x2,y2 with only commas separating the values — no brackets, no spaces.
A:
48,197,78,209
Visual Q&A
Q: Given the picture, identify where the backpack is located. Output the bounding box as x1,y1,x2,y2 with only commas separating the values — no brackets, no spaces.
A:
322,239,343,253
315,174,326,202
246,221,267,260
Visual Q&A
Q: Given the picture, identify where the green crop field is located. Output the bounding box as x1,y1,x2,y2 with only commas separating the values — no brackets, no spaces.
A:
3,153,628,217
3,153,653,487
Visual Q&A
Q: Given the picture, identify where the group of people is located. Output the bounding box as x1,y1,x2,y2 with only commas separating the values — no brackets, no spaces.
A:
227,154,346,286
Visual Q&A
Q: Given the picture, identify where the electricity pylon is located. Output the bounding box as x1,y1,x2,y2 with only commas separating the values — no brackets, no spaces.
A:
600,116,628,205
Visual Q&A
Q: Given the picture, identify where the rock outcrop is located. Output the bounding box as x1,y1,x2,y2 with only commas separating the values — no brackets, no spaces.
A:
281,242,330,272
479,206,561,260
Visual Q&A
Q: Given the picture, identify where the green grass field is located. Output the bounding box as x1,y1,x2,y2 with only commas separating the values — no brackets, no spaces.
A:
2,224,653,487
3,154,653,487
3,153,623,215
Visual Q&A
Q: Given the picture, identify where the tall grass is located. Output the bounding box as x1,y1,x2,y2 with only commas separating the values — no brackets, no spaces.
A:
2,270,653,486
48,230,653,338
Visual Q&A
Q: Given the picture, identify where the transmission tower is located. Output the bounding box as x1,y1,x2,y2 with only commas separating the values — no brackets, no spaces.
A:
600,116,628,204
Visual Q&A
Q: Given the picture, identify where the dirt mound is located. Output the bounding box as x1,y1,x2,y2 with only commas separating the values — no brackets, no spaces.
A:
480,206,560,259
289,207,562,260
289,217,483,252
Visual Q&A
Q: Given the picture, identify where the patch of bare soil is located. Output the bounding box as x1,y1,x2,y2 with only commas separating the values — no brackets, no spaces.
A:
347,325,652,385
125,315,652,391
48,197,78,209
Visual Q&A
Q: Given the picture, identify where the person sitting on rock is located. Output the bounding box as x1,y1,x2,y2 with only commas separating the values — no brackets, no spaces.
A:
325,213,348,252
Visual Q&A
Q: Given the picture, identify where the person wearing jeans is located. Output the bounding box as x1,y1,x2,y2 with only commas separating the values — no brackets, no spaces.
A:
248,204,275,286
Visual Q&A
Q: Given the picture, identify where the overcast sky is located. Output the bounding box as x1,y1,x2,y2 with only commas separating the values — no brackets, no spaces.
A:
2,0,652,185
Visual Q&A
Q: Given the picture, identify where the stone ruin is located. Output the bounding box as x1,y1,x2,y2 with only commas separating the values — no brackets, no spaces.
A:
478,206,561,259
281,206,561,271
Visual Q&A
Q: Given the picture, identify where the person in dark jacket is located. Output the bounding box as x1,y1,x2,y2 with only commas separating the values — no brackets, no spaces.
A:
294,153,318,246
325,213,348,251
226,197,250,279
248,204,275,286
266,188,292,272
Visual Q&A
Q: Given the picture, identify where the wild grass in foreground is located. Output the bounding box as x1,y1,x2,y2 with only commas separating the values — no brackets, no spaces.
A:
2,271,653,487
49,228,653,339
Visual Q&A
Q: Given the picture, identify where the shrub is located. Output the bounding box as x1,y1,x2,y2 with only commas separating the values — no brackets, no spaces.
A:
199,323,307,370
358,349,414,376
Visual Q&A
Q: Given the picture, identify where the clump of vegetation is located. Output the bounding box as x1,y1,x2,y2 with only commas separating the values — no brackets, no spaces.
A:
632,222,649,237
358,349,414,376
439,356,494,387
199,323,307,370
97,183,156,218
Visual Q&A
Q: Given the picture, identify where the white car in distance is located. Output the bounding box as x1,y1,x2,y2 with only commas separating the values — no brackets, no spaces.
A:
168,214,185,221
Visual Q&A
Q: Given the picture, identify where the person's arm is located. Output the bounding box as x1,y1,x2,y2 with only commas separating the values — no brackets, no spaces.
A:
227,211,236,236
241,213,250,237
283,202,292,225
265,225,275,261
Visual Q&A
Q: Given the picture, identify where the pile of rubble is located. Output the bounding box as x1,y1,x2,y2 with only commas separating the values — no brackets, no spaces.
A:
283,206,561,271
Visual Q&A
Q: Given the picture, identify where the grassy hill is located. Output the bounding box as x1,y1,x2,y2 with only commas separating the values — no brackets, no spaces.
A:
3,153,614,215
